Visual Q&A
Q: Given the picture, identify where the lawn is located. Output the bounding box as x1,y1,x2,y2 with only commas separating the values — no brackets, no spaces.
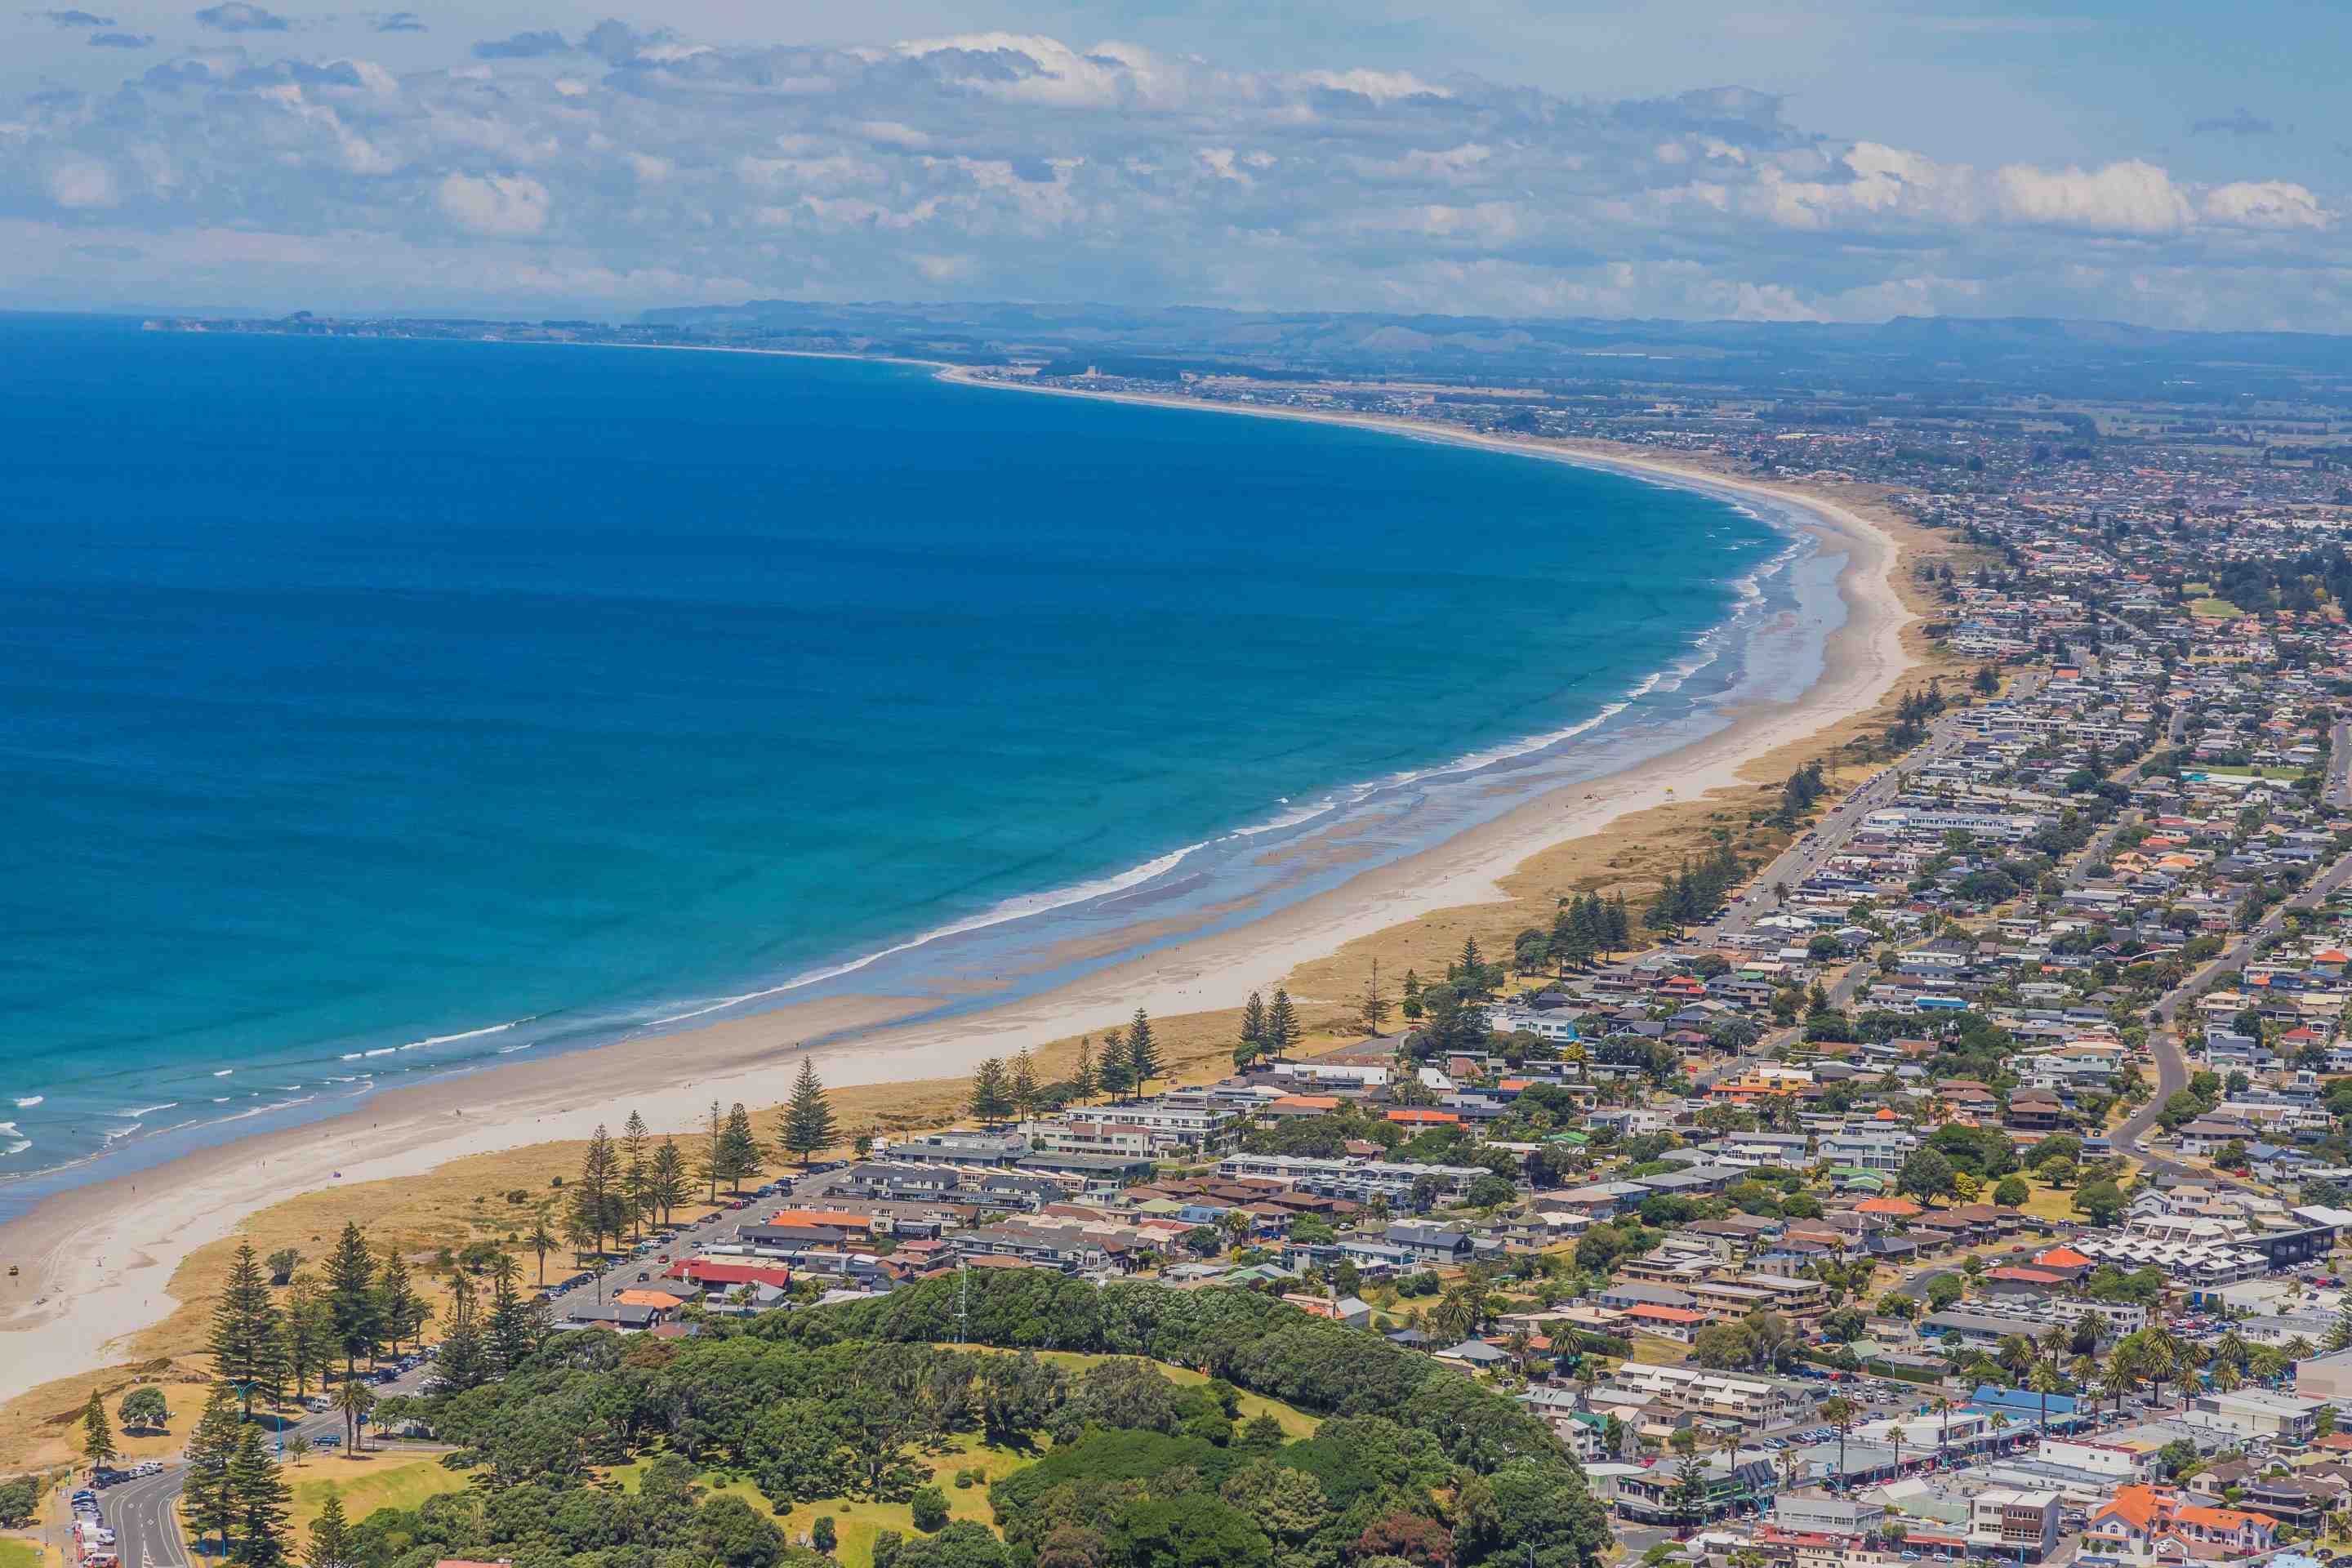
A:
2194,764,2309,781
284,1452,470,1537
0,1539,50,1568
2189,596,2245,619
1627,1334,1693,1366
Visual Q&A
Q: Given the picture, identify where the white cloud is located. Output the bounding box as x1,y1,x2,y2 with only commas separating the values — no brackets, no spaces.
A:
1292,68,1449,103
1990,158,2195,234
47,156,118,207
436,171,550,235
2203,180,2332,230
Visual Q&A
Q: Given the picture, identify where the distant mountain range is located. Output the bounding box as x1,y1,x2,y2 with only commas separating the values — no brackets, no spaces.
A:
638,301,2352,399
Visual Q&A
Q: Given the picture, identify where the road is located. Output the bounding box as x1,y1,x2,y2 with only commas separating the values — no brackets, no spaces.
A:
84,1365,436,1568
1705,677,2045,949
2118,843,2352,1178
2329,720,2352,808
535,1179,807,1325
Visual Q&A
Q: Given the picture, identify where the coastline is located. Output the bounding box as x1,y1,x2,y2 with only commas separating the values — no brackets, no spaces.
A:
0,359,1927,1433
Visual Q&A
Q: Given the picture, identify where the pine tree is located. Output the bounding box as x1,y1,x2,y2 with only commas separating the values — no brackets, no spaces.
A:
719,1102,764,1193
485,1253,534,1372
79,1389,117,1472
229,1423,292,1567
1264,990,1299,1062
648,1138,689,1226
305,1489,355,1568
572,1123,620,1251
283,1274,328,1399
696,1099,726,1201
435,1274,487,1392
1236,992,1267,1070
1070,1037,1098,1102
372,1247,427,1359
969,1058,1013,1125
209,1241,285,1416
1400,969,1424,1022
322,1222,381,1377
185,1389,242,1557
781,1059,840,1166
1126,1009,1161,1096
620,1110,652,1242
1009,1050,1041,1118
1606,892,1631,951
1095,1028,1133,1100
1358,960,1390,1032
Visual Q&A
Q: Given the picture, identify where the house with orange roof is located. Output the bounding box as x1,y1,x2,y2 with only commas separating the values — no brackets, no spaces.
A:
1384,1107,1460,1127
1622,1303,1708,1343
1854,1196,1922,1218
2086,1485,2277,1561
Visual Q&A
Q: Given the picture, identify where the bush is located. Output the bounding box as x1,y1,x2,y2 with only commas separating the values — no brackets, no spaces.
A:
910,1485,949,1533
811,1516,836,1555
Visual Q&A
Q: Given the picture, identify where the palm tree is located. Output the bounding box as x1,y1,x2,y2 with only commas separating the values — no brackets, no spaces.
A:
1820,1396,1859,1483
1990,1411,2013,1452
2102,1344,2140,1416
1716,1428,1748,1512
1887,1425,1907,1475
2068,1352,2100,1406
2028,1356,2065,1435
525,1204,560,1285
1998,1333,2039,1383
1777,1445,1804,1498
333,1376,375,1454
2251,1346,2287,1386
1931,1395,1954,1468
2210,1359,2245,1394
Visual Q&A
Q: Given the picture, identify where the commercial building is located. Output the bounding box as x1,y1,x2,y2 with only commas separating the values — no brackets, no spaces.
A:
1966,1489,2060,1561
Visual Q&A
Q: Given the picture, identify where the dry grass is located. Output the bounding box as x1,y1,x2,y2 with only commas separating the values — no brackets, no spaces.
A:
0,477,1980,1477
283,1452,470,1538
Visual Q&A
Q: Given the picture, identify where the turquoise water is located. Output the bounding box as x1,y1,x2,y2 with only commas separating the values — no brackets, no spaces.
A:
0,314,1821,1207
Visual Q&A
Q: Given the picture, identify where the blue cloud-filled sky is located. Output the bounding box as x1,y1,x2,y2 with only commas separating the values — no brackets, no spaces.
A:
2,0,2347,326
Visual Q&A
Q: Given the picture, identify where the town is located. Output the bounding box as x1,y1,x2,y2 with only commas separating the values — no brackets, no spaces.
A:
44,318,2352,1568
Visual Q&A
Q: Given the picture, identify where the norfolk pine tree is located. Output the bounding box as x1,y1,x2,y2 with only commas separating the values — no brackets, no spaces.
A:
1126,1008,1161,1095
780,1058,839,1166
79,1390,118,1472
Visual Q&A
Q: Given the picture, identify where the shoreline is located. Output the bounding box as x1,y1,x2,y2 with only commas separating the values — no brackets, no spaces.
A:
0,355,1924,1417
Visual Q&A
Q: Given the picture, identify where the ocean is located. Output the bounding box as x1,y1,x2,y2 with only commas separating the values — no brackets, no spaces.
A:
0,314,1837,1212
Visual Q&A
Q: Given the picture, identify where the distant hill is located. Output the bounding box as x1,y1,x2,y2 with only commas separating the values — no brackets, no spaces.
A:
636,301,2352,400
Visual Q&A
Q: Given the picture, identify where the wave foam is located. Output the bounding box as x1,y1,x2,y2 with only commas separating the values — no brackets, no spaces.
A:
13,1096,41,1108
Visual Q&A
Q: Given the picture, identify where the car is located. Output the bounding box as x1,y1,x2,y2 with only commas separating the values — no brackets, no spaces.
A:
315,1434,341,1448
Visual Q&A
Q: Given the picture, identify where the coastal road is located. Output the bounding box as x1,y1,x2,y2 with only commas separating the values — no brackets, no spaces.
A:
2328,720,2352,808
91,1365,437,1568
1706,680,2042,943
2119,844,2352,1178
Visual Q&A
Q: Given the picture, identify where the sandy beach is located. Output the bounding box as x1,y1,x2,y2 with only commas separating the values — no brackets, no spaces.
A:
0,365,1922,1418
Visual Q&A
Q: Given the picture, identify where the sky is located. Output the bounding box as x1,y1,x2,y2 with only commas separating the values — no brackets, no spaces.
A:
2,0,2348,327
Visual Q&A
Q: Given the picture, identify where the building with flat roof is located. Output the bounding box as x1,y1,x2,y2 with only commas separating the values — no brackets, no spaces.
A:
1967,1489,2060,1561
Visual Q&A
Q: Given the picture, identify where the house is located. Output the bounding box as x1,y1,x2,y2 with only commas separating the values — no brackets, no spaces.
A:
1384,1223,1474,1264
2086,1485,2278,1561
1966,1489,2060,1561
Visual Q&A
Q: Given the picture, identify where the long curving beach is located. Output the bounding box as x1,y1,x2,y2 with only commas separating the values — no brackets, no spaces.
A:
0,363,1926,1426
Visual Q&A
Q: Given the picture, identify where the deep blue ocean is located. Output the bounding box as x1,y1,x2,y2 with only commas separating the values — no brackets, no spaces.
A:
0,314,1828,1207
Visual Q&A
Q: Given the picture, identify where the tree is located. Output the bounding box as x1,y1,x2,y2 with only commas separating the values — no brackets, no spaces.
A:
2076,1178,2127,1227
1897,1148,1956,1205
1127,1009,1162,1094
911,1486,950,1533
265,1248,303,1286
697,1099,728,1200
1236,992,1267,1071
283,1434,309,1467
524,1204,561,1285
1820,1396,1858,1481
120,1386,170,1432
334,1374,375,1454
229,1421,293,1568
969,1058,1014,1125
720,1102,766,1192
1359,960,1390,1033
812,1516,838,1557
374,1245,428,1358
1264,991,1299,1062
305,1489,355,1568
211,1240,286,1414
572,1122,621,1255
322,1222,381,1376
1009,1049,1042,1119
781,1058,840,1165
648,1137,690,1227
1070,1037,1098,1102
185,1390,243,1557
79,1389,118,1472
620,1109,652,1241
1993,1174,2030,1208
1095,1029,1134,1101
485,1252,537,1370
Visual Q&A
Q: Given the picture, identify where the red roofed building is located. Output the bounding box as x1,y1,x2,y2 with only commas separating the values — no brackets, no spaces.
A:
1385,1108,1461,1127
667,1258,792,1291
